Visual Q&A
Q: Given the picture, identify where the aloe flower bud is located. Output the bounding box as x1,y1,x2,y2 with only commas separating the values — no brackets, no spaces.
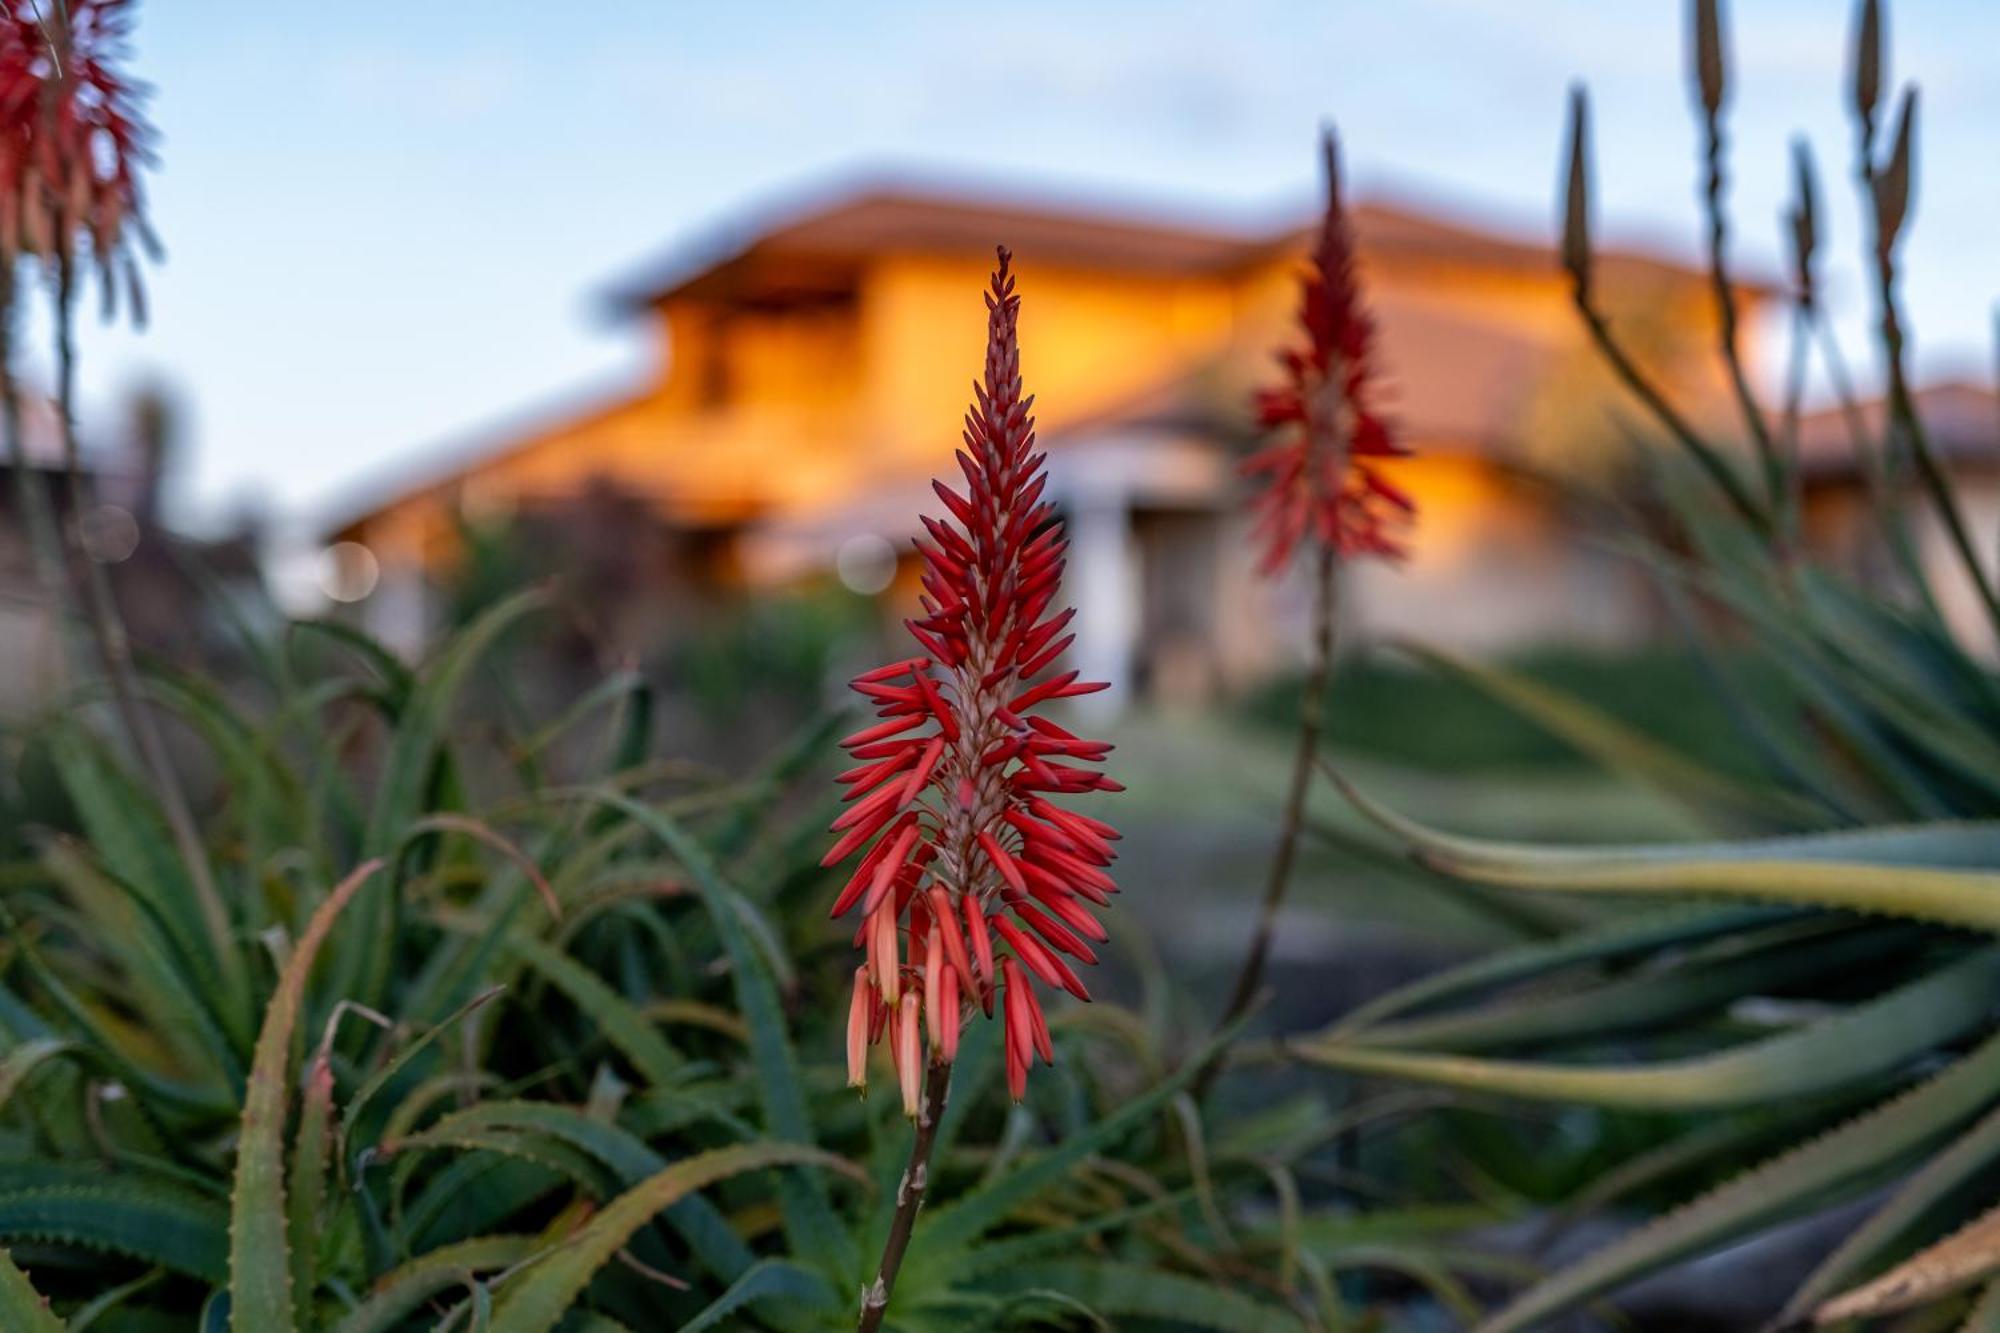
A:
830,248,1121,1107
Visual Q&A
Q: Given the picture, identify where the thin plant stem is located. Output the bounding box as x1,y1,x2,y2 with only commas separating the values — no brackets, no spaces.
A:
1812,313,1936,615
47,252,236,977
1572,290,1771,539
857,1059,952,1333
1776,301,1810,546
1699,109,1782,516
1810,311,2000,717
1870,243,2000,639
1197,543,1338,1101
0,259,79,678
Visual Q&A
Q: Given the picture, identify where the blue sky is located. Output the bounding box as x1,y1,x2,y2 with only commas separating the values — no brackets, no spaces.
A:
49,0,2000,530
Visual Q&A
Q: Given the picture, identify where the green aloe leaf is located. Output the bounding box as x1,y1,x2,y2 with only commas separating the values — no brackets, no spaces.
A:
340,984,505,1164
1963,1279,2000,1332
0,1248,58,1328
1332,902,1794,1034
289,616,416,706
502,934,682,1087
383,1098,755,1285
1296,948,2000,1109
229,859,383,1333
0,1039,73,1115
364,589,546,854
677,1258,837,1333
510,668,649,773
288,1054,336,1327
1785,1097,2000,1318
36,841,246,1091
403,1156,566,1256
0,1247,62,1333
486,1142,851,1332
1329,767,2000,928
939,1191,1197,1281
336,587,546,1010
0,1175,229,1282
908,1019,1245,1271
1348,919,1901,1053
588,788,856,1282
969,1259,1305,1332
47,727,252,1048
328,1235,537,1333
1475,1026,2000,1331
147,669,306,891
1390,641,1816,825
1812,1198,2000,1325
63,1266,168,1331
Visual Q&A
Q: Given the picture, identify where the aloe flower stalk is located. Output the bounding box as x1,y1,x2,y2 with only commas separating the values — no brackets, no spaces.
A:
0,0,223,974
1204,129,1410,1086
833,247,1120,1332
0,0,156,642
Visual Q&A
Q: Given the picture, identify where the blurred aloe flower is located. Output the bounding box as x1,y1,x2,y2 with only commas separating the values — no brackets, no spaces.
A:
1243,129,1410,573
0,0,157,313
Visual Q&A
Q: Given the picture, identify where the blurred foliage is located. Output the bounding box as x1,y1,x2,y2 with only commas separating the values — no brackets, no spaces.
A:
439,500,884,761
1299,1,2000,1328
670,585,875,723
1243,647,1788,781
0,589,1499,1329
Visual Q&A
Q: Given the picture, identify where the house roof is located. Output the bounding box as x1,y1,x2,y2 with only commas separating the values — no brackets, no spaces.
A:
1797,380,2000,480
605,174,1727,314
328,172,1753,545
605,179,1271,311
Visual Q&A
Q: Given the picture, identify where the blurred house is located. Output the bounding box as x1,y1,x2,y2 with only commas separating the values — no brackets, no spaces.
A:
0,389,267,713
1797,380,2000,641
326,177,1769,706
0,400,76,705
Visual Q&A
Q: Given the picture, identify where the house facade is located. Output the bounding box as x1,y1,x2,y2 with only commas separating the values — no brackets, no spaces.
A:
326,178,1766,706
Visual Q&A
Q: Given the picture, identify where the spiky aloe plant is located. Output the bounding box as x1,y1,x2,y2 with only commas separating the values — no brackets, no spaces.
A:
0,128,1476,1327
2,576,1404,1330
1300,1,2000,1328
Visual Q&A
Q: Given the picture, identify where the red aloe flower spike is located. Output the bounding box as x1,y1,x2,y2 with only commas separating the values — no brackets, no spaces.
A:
826,247,1120,1100
1243,128,1412,573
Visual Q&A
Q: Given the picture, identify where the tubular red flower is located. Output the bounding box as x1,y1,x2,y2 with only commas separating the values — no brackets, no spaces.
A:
894,993,921,1118
829,248,1119,1100
846,965,873,1091
1244,129,1412,574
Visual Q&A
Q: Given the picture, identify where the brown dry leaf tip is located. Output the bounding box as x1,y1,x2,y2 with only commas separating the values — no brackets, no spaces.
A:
1562,85,1593,296
1787,137,1819,308
1694,0,1726,117
1873,85,1916,253
1851,0,1882,126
